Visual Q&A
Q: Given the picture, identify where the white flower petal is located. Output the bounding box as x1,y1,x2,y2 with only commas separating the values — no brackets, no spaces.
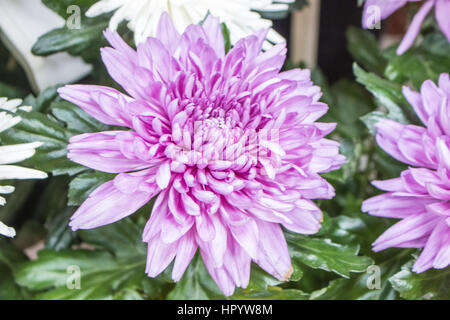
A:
0,112,21,133
0,98,48,216
0,142,43,165
0,185,15,194
0,165,48,180
86,0,290,47
18,106,32,112
0,98,22,111
0,220,16,238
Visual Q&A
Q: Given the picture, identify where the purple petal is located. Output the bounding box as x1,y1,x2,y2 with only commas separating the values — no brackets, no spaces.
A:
58,85,133,127
172,230,197,281
435,0,450,41
156,162,171,189
397,1,435,55
372,213,441,251
363,0,409,28
100,47,145,100
362,193,432,218
202,15,225,58
68,131,152,173
413,219,448,272
197,214,227,268
281,200,322,234
145,232,178,277
421,79,443,118
254,220,292,281
433,233,450,269
439,73,450,92
103,29,137,61
156,12,181,54
402,86,428,124
228,215,259,259
70,180,154,230
375,119,436,168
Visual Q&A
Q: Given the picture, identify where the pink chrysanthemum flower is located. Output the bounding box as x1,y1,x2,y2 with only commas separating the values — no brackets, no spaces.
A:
362,0,450,55
362,73,450,273
58,13,345,296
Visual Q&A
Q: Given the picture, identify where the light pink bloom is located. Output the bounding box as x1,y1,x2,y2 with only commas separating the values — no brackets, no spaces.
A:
363,73,450,273
363,0,450,55
59,13,345,296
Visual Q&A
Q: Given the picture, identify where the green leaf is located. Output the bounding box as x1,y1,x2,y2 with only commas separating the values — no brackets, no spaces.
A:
346,26,387,74
45,207,77,251
384,37,450,89
232,287,309,300
389,260,450,300
326,79,375,139
0,109,84,176
167,253,305,300
31,175,77,251
322,213,395,255
0,181,37,229
354,64,411,134
360,111,389,135
15,249,142,299
354,64,408,122
167,254,225,300
375,146,408,179
68,171,114,206
15,219,164,300
50,100,109,133
286,232,374,278
244,266,283,291
420,32,450,58
311,253,410,300
231,265,306,300
0,241,31,299
113,289,145,300
24,86,60,113
311,67,334,106
0,82,26,98
42,0,97,18
31,16,109,61
246,263,302,292
77,218,146,259
221,23,232,54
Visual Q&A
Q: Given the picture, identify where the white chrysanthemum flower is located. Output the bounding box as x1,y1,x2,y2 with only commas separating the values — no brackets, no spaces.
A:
86,0,295,49
0,97,48,238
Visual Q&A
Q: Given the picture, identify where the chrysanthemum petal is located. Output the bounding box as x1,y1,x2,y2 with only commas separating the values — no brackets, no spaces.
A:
435,0,450,42
58,85,133,127
397,0,435,55
70,180,154,230
68,131,155,173
254,220,292,281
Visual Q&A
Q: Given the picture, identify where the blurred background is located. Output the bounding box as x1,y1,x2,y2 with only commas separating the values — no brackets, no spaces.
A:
273,0,405,81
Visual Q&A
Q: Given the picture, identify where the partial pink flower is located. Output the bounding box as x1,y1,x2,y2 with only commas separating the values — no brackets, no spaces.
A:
59,13,345,296
362,0,450,55
363,73,450,273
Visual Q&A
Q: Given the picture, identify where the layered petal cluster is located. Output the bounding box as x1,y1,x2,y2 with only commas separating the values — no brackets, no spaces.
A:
363,73,450,273
86,0,294,49
362,0,450,55
0,98,48,238
59,13,345,296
